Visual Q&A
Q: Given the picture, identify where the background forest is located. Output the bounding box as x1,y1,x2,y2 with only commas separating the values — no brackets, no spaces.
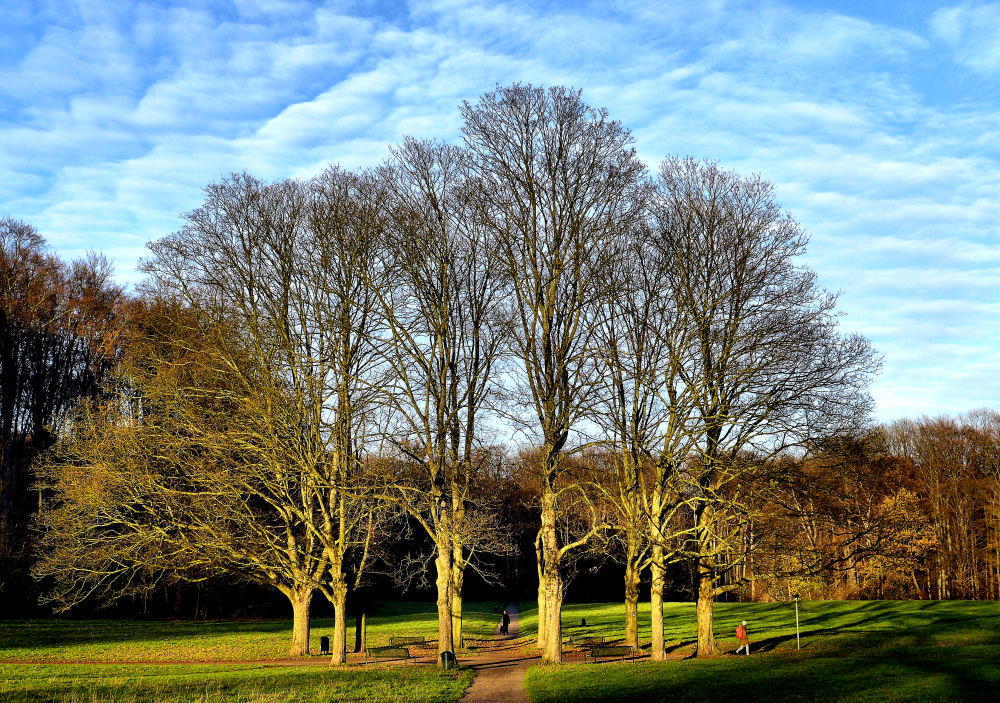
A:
1,86,996,661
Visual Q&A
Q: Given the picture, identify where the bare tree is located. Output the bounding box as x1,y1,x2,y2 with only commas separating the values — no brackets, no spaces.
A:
593,219,694,658
305,166,388,662
374,138,508,659
652,157,879,656
461,84,645,662
138,172,382,656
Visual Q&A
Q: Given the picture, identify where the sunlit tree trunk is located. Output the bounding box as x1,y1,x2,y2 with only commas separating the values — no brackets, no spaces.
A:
330,575,348,664
536,533,547,648
286,586,313,657
452,538,465,648
540,479,562,662
623,547,641,649
695,560,717,658
650,542,666,660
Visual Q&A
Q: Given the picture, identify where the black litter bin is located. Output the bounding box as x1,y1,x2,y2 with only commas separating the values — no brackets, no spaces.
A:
440,651,457,670
320,636,330,655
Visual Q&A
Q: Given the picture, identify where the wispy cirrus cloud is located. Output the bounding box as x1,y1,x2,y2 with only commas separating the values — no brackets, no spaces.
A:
931,2,1000,74
1,0,998,423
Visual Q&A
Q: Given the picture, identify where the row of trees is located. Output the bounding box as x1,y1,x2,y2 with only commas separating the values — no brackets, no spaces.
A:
0,217,122,610
798,413,1000,602
18,85,882,663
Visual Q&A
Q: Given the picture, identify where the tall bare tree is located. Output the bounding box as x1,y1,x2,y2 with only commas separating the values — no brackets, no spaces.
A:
374,138,508,658
305,166,388,662
593,220,694,658
652,157,879,656
140,172,382,655
461,85,645,662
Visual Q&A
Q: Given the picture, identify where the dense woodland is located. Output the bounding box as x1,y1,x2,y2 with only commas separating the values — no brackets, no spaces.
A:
1,85,996,664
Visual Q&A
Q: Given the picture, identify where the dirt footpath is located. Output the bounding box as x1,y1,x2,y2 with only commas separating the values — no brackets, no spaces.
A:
460,604,538,703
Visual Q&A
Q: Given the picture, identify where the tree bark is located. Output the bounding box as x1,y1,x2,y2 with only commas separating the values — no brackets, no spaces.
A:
624,559,640,649
435,538,455,659
650,543,666,661
452,559,464,649
354,610,366,653
330,577,348,664
695,561,717,657
540,486,562,663
536,533,547,648
286,587,313,657
543,567,563,663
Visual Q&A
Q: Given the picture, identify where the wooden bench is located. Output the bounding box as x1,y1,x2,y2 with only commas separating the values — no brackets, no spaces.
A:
388,636,426,647
365,645,415,665
586,644,634,663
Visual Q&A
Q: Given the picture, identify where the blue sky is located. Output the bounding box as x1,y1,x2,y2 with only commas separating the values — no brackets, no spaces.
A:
2,0,999,423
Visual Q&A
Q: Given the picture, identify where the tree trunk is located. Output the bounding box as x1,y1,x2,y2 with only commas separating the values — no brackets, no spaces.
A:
452,568,464,648
544,571,562,662
536,534,547,648
452,540,465,648
354,611,366,653
435,540,455,659
650,543,666,661
540,487,562,663
330,577,348,664
695,562,717,657
286,587,313,657
624,559,640,649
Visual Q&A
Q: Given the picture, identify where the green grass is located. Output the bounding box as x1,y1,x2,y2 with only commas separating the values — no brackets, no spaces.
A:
0,601,506,663
0,601,495,701
525,654,1000,702
0,662,473,702
522,600,1000,702
8,599,997,702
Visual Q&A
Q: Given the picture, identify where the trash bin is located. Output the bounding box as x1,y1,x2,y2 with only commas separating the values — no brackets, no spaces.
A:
440,651,457,670
320,636,330,655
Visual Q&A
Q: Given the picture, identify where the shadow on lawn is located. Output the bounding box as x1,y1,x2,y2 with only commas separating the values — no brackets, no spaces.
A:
0,604,459,656
529,651,1000,702
0,618,298,653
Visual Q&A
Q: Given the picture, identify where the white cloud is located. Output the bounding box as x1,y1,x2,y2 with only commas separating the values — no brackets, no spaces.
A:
931,2,1000,74
3,0,1000,423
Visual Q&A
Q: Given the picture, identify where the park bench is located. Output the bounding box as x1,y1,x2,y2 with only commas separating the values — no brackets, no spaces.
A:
586,644,634,663
388,635,426,647
365,645,416,665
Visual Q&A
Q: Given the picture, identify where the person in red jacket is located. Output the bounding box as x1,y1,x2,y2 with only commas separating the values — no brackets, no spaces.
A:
735,620,750,655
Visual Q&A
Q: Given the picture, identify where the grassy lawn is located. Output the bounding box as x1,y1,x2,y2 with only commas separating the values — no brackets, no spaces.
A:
0,601,505,663
522,600,1000,702
7,599,998,702
0,602,494,701
0,662,473,702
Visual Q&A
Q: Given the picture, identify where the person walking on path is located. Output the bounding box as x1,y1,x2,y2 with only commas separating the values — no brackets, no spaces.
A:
462,603,536,703
500,609,510,636
735,620,750,655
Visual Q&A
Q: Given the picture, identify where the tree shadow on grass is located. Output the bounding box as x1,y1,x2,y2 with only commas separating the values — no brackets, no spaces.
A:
527,650,1000,703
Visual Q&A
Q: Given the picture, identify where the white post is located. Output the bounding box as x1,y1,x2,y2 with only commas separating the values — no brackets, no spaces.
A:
794,594,800,650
